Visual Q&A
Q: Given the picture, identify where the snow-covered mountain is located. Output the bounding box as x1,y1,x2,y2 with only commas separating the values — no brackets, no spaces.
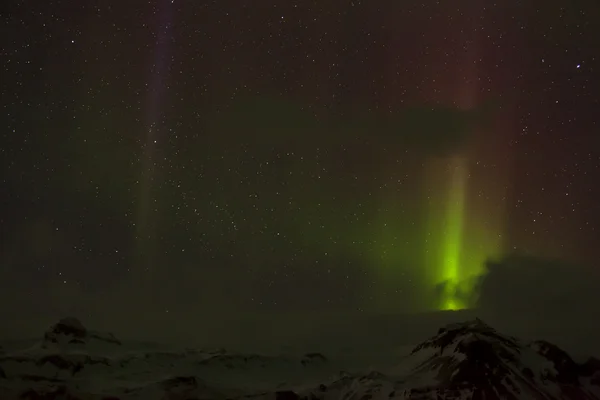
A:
0,317,598,399
395,318,600,399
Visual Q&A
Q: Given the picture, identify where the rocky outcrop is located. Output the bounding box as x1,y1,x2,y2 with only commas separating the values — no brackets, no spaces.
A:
42,317,121,348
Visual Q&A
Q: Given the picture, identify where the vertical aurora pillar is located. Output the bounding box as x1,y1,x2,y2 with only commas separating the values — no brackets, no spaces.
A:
439,156,469,310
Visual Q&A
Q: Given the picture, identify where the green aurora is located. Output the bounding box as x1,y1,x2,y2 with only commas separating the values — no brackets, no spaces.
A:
366,153,504,313
132,96,504,312
429,154,505,311
439,156,469,310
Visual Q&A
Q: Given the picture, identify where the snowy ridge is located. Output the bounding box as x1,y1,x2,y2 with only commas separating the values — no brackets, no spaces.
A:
396,318,600,399
0,317,599,399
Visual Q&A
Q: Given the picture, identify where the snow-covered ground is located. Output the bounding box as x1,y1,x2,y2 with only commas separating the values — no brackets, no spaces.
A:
1,316,599,399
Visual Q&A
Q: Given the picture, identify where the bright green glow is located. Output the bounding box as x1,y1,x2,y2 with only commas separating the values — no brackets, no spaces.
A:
439,157,468,310
286,152,504,313
442,297,462,311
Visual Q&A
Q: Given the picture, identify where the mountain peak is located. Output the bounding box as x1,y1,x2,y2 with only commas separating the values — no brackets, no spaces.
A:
405,318,600,399
42,317,121,349
411,317,520,356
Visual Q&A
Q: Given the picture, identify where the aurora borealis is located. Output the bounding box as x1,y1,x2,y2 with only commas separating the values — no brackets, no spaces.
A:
1,0,599,324
438,156,469,310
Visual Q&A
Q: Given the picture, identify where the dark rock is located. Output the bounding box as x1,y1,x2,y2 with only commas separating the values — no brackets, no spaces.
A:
42,317,121,346
19,375,64,383
19,385,71,400
522,367,534,379
579,357,600,377
530,340,579,384
196,353,270,369
301,352,327,366
88,331,122,345
37,354,76,370
49,317,87,338
34,353,108,375
275,390,300,400
161,375,198,390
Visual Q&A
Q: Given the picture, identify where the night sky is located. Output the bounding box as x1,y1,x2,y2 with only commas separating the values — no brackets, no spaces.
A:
1,0,599,323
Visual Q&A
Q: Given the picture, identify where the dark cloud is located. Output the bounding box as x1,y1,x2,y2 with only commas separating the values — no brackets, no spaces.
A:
476,254,600,315
471,254,600,356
